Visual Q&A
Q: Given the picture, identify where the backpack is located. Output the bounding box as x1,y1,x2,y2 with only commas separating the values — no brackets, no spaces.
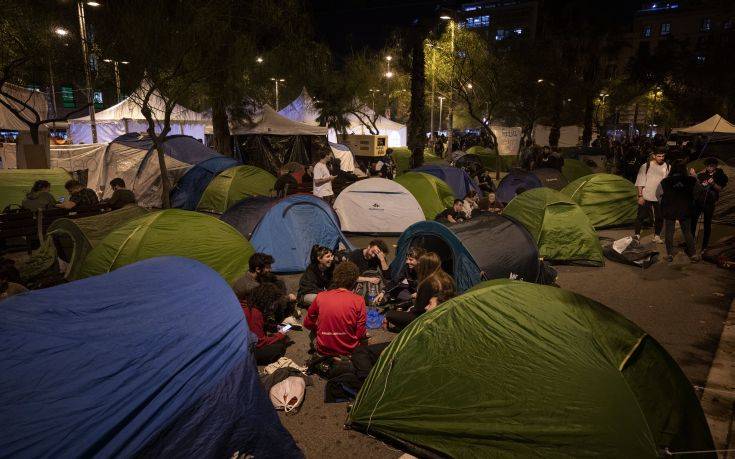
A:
353,268,384,307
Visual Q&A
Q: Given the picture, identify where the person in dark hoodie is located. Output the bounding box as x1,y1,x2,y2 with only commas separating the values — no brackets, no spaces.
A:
297,245,335,307
690,157,729,251
21,180,58,211
660,161,701,263
239,283,292,365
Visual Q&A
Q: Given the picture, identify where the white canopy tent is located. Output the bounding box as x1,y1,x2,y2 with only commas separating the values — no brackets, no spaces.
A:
68,81,209,144
0,83,49,132
673,114,735,139
232,105,328,136
50,144,107,193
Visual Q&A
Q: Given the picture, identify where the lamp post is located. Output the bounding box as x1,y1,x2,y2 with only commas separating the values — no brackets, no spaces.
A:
270,78,285,110
429,44,436,144
77,0,99,143
438,96,445,132
369,89,379,112
440,15,455,158
103,59,128,103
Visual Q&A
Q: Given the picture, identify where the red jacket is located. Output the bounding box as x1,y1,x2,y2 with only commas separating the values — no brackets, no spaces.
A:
240,300,285,348
303,289,367,356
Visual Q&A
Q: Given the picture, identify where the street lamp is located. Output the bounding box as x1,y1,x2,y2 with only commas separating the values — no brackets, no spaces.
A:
103,58,128,103
256,56,263,63
368,89,380,112
54,27,69,36
537,79,544,83
466,83,473,89
438,96,445,131
76,0,98,142
270,77,285,110
86,1,101,6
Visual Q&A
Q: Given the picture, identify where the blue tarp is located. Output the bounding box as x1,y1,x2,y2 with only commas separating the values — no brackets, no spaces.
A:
413,164,482,199
171,156,240,210
224,194,353,273
0,257,301,458
495,168,543,204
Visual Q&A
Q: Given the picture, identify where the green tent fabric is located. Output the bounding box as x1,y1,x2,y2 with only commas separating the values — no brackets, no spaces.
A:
391,147,444,175
562,174,638,229
561,158,594,182
394,172,455,220
503,187,603,266
0,168,71,211
47,206,150,280
79,209,252,284
196,165,275,214
464,146,514,172
348,280,714,458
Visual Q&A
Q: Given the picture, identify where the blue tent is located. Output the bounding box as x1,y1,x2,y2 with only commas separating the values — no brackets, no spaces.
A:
171,156,240,209
0,257,301,458
495,168,543,204
389,214,544,292
222,194,353,273
413,164,482,198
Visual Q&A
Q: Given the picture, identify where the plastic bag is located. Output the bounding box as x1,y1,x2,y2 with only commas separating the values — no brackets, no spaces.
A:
270,376,306,413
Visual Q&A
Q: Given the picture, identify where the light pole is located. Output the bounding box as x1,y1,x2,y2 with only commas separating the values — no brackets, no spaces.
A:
429,43,437,144
77,0,99,143
270,78,285,110
103,59,128,103
438,96,445,132
440,15,455,158
369,89,379,112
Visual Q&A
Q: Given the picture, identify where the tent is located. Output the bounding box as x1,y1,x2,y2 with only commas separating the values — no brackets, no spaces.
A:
394,172,455,220
413,164,482,199
79,209,253,283
196,165,275,214
503,188,604,266
0,83,49,132
494,168,543,204
532,167,568,190
347,279,714,457
233,105,330,175
561,158,594,182
344,110,407,147
0,168,71,211
221,194,352,273
0,257,301,457
562,174,638,228
170,156,240,210
68,81,209,144
389,215,543,292
334,178,425,234
97,133,222,207
329,142,356,172
453,153,484,174
48,205,149,280
673,114,735,139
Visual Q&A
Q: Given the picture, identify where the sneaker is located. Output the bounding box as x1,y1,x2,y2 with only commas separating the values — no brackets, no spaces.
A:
666,255,674,263
652,235,663,244
690,255,701,263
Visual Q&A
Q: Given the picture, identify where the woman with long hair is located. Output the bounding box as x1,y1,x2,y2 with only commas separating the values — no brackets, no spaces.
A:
21,180,58,211
238,283,291,365
385,251,456,331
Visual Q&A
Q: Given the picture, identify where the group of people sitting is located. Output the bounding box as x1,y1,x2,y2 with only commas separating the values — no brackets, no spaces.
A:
19,178,136,213
434,189,502,224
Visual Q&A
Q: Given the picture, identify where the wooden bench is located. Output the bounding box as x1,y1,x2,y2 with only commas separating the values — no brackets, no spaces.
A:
0,207,103,254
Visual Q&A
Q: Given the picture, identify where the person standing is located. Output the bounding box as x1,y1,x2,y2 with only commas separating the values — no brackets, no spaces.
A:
660,162,700,262
634,150,670,243
312,151,337,204
691,157,729,251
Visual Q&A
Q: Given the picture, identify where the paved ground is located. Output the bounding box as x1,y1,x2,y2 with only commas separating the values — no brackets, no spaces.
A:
273,228,735,457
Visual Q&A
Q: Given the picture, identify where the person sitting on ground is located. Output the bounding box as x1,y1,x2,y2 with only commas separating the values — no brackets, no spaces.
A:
435,199,466,224
234,252,298,316
0,261,27,302
274,168,298,197
303,261,367,357
660,161,701,263
384,252,456,331
462,189,480,219
532,146,564,171
21,180,58,211
239,283,292,365
390,246,426,302
347,239,391,283
478,170,495,194
57,179,99,210
298,245,336,307
99,178,136,210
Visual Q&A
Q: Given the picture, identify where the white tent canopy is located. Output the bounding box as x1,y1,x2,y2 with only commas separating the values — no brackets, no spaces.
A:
0,84,49,132
329,142,355,173
673,114,735,136
334,178,424,234
232,105,328,136
68,80,209,144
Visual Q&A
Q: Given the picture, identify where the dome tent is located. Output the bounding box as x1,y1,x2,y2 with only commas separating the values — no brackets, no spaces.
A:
532,167,568,190
494,168,543,204
334,178,425,235
562,173,638,228
347,280,714,458
413,164,482,198
221,194,353,273
170,156,240,210
196,165,276,214
0,168,71,211
0,257,301,458
389,214,544,292
394,172,455,220
80,209,253,284
503,188,604,266
561,158,594,182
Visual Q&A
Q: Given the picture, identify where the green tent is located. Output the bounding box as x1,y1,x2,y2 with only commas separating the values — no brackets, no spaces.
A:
348,280,714,458
79,209,253,284
391,147,444,175
503,187,603,265
561,158,594,182
464,146,515,172
196,165,275,214
394,172,455,220
0,168,71,211
562,173,638,229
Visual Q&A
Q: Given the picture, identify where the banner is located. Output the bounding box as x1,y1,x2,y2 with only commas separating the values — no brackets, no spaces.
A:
491,126,522,156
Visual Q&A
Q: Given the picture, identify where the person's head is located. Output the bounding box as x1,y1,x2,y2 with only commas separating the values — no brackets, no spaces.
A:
405,246,426,270
386,148,393,156
416,252,441,283
310,245,334,269
704,157,719,172
652,150,666,165
248,252,274,276
464,189,478,201
318,150,331,164
330,261,359,290
31,180,50,193
542,146,551,156
669,160,688,176
109,178,126,191
365,239,389,258
245,282,282,314
452,199,464,212
64,179,83,193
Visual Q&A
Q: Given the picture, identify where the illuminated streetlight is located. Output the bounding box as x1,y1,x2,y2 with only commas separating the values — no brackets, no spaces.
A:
537,79,544,83
385,71,394,79
466,83,473,89
54,27,69,36
386,55,392,61
270,77,285,110
438,96,445,131
440,14,451,20
86,1,101,6
256,56,263,63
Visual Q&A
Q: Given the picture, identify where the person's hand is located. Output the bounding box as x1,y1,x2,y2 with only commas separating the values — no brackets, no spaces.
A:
706,178,714,185
375,249,386,263
689,168,696,176
426,297,439,311
368,277,381,285
288,293,297,302
375,292,384,303
637,196,645,206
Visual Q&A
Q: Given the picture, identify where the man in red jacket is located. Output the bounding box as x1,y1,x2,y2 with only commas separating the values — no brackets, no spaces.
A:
303,261,367,357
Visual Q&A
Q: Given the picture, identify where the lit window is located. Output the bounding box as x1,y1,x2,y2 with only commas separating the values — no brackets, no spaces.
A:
696,54,706,64
495,29,507,40
701,18,712,31
643,25,652,37
660,23,671,35
466,15,490,28
61,85,76,109
514,28,524,35
93,91,103,109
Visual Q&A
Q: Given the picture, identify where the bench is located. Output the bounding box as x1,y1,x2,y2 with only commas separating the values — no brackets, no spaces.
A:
0,207,103,254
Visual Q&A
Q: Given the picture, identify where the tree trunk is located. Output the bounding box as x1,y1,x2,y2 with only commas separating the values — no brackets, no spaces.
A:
155,140,172,209
582,93,594,146
548,94,563,147
407,35,426,169
29,124,40,145
211,101,232,156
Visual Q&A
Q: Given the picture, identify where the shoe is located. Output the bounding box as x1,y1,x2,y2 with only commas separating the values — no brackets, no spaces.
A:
652,235,663,244
666,255,674,263
690,255,701,263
